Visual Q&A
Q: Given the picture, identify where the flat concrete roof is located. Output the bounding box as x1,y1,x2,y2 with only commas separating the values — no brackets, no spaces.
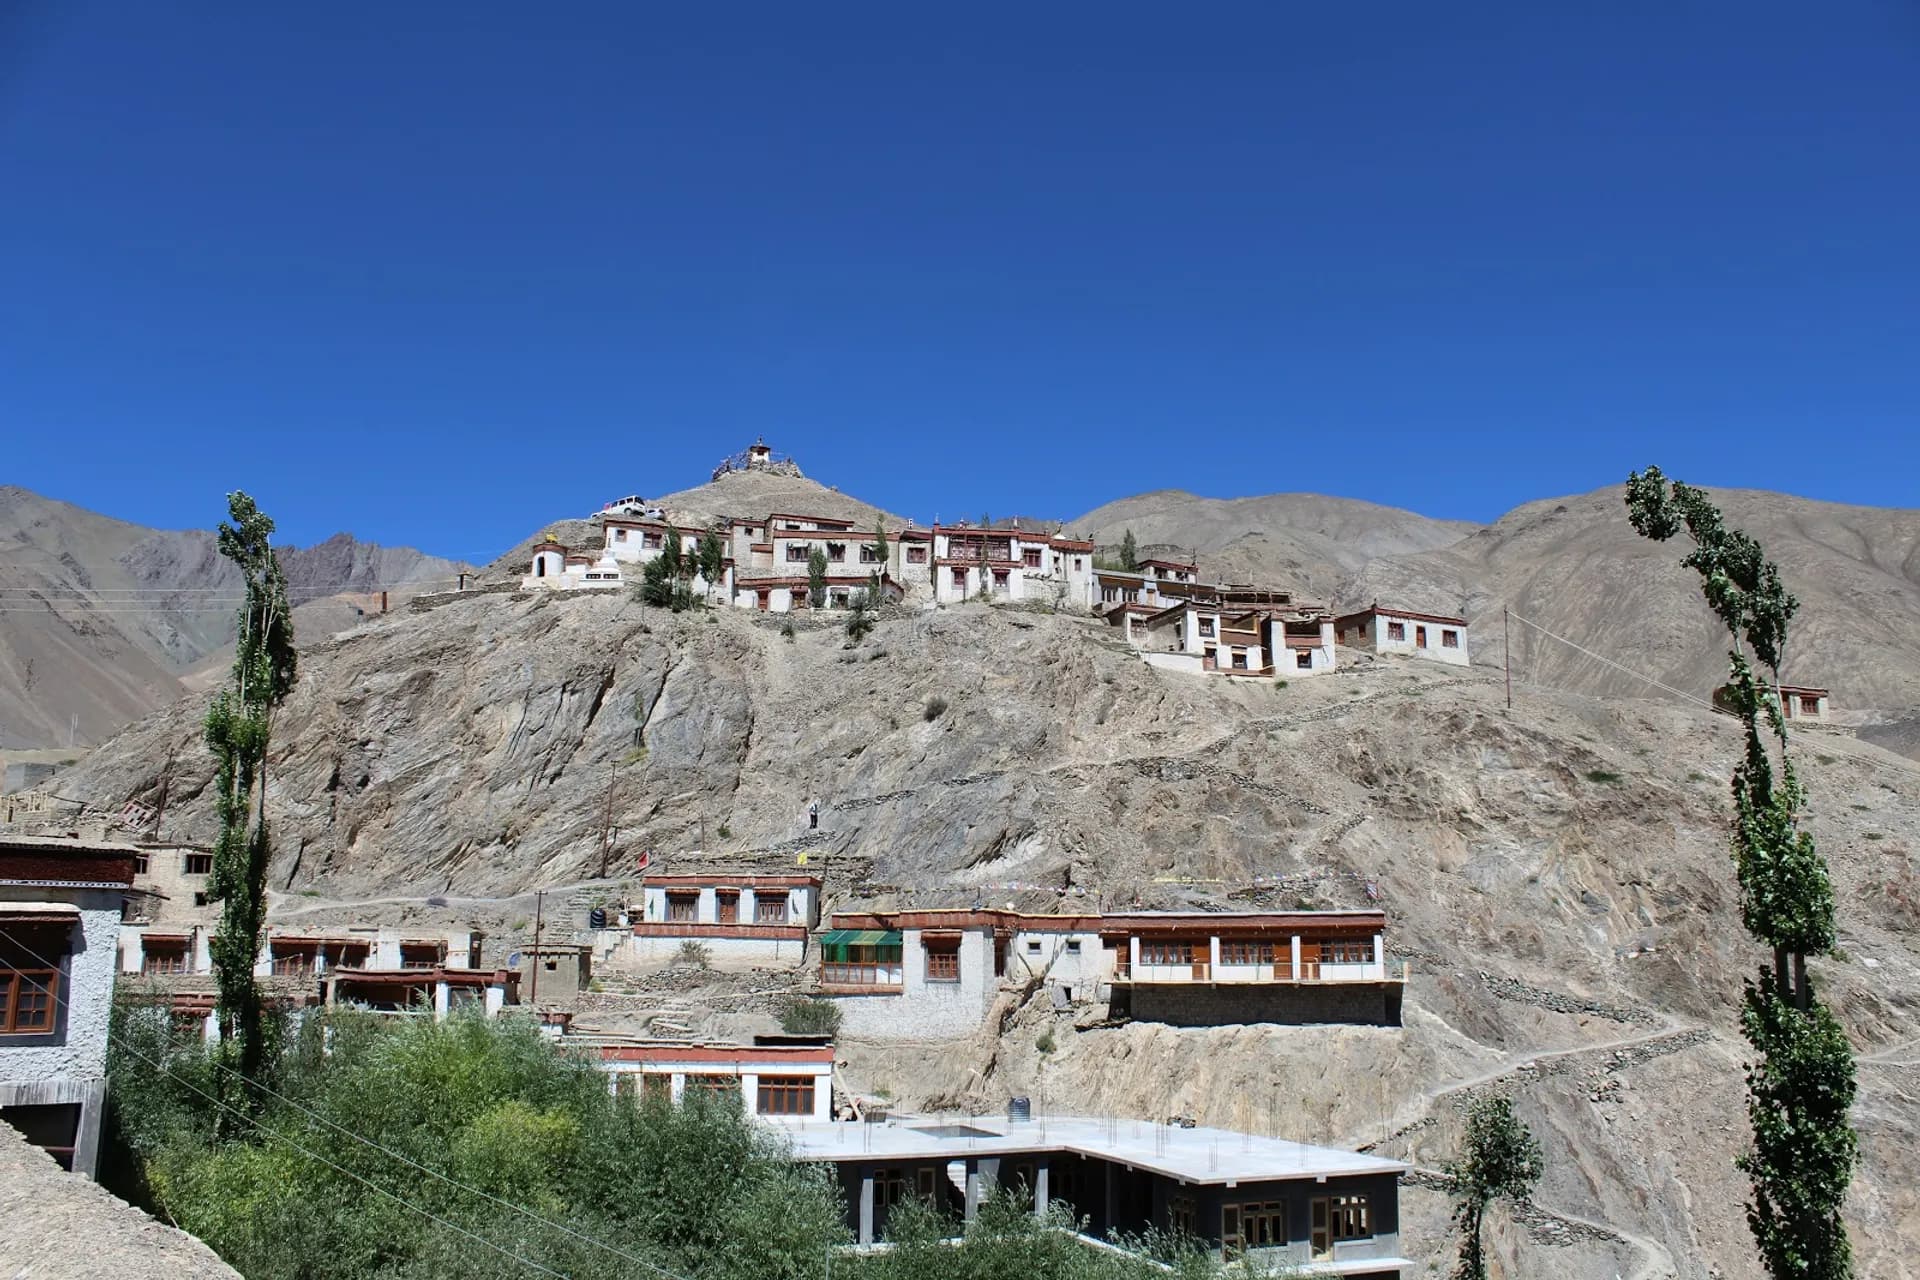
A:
782,1114,1407,1187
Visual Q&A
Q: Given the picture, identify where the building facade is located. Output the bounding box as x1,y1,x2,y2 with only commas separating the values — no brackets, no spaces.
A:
0,836,137,1176
625,874,821,969
1333,604,1470,667
790,1112,1409,1273
818,909,1402,1038
590,1040,834,1123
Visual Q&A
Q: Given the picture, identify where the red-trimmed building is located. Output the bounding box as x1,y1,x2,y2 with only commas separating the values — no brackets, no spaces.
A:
0,836,138,1176
1333,603,1470,667
588,1039,835,1122
817,908,1403,1039
625,874,821,969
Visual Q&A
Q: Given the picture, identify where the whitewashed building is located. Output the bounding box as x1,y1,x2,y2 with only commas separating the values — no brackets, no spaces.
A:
522,536,626,592
625,874,821,969
0,836,138,1176
1777,684,1831,723
818,908,1401,1038
1333,604,1470,667
590,1040,834,1123
930,525,1097,608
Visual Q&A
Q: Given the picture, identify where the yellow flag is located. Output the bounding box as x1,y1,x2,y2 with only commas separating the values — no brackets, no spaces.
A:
796,851,809,866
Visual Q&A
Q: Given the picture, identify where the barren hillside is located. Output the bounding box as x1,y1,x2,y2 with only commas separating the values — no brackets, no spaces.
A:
0,487,473,748
1343,485,1920,718
1072,490,1479,598
52,590,1920,1279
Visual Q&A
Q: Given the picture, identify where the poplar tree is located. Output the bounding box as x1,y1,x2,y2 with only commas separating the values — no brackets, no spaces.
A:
1626,467,1856,1280
867,519,888,603
1119,529,1140,572
807,545,829,608
203,492,297,1111
697,525,726,603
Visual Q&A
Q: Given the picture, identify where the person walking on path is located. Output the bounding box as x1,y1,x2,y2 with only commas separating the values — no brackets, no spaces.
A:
808,800,820,830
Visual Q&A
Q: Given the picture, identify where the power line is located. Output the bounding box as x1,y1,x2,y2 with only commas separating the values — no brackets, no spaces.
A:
0,930,572,1280
1503,608,1720,711
0,924,694,1280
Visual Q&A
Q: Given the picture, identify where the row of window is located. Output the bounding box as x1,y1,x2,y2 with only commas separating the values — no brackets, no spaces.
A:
663,893,790,924
1381,621,1460,648
1219,1194,1371,1258
612,1072,816,1116
1138,939,1376,966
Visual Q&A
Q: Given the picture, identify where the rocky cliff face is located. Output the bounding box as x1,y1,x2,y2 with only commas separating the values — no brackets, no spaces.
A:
54,589,1920,1279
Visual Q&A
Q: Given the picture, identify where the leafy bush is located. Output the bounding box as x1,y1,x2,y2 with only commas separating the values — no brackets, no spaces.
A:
846,602,874,642
777,996,843,1037
107,1009,847,1280
1584,769,1624,785
1035,1029,1056,1055
924,696,949,722
674,940,712,968
781,621,797,641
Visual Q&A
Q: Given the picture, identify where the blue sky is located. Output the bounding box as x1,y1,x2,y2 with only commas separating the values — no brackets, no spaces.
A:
2,3,1915,560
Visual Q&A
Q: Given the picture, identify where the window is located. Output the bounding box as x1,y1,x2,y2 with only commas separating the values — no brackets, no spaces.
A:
691,1073,740,1101
192,892,210,907
755,895,789,924
1321,938,1374,964
1026,939,1042,955
1311,1195,1370,1257
756,1075,816,1116
1442,628,1459,648
1239,1201,1286,1249
0,969,57,1034
787,543,812,562
825,542,847,562
400,943,441,968
1064,940,1081,954
860,544,883,563
1802,695,1821,715
916,1166,938,1199
132,853,150,875
1219,940,1264,966
907,546,927,564
1140,940,1197,967
1023,548,1042,568
925,943,960,981
1198,617,1215,637
1169,1195,1194,1236
952,568,968,589
184,853,213,875
1231,650,1248,670
1297,649,1313,669
666,893,699,923
716,891,739,924
874,1170,912,1210
615,528,628,542
1386,621,1405,641
992,569,1009,586
143,939,191,975
643,531,663,549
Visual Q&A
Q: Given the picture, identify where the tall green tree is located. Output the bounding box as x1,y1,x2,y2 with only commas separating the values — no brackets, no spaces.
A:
203,492,297,1112
698,525,727,603
1119,529,1140,572
867,519,888,603
1446,1096,1542,1280
807,545,829,608
1627,467,1856,1280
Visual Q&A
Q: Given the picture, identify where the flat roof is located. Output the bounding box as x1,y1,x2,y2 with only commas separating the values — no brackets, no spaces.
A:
783,1114,1407,1187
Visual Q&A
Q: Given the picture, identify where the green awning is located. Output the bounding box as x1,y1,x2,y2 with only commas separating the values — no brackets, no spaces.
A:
819,929,901,947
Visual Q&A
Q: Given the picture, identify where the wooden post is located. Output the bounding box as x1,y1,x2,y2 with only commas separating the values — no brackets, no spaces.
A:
380,590,388,614
1504,606,1512,710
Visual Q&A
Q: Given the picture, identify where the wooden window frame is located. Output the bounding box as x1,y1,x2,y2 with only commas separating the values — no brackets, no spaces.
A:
0,968,59,1034
907,546,927,564
142,941,191,976
925,944,960,982
756,1075,815,1116
716,891,739,924
183,852,213,875
665,892,699,923
1442,628,1459,648
754,896,789,924
1386,621,1405,641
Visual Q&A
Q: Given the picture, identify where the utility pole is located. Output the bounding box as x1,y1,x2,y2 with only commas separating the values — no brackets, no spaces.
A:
380,590,389,614
529,890,544,1006
1504,606,1512,710
456,572,472,591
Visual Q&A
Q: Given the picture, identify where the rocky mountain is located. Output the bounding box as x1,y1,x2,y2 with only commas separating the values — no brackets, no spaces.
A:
1072,489,1480,600
1343,485,1920,720
0,486,473,749
45,591,1920,1279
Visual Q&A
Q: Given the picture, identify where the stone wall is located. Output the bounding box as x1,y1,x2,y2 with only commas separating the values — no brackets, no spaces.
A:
1114,981,1402,1028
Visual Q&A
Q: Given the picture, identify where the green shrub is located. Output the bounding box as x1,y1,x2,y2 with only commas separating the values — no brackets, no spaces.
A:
777,996,842,1037
924,696,949,721
674,940,712,968
1584,769,1624,785
1035,1029,1056,1055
